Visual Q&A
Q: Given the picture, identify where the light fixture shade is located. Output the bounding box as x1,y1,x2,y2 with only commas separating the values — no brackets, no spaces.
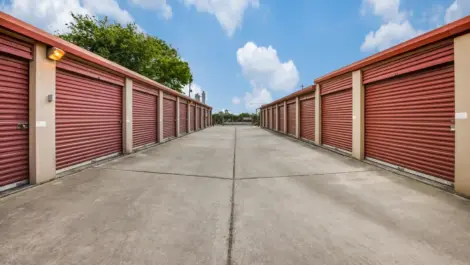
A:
47,47,65,61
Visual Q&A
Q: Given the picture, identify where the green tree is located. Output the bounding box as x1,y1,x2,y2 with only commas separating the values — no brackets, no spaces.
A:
58,13,192,92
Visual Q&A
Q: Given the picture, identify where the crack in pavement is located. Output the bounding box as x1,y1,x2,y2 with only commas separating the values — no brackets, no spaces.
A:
226,127,237,265
94,167,383,182
95,167,232,180
237,169,385,180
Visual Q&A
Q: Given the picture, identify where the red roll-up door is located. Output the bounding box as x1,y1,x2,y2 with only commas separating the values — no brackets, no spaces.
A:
362,39,453,85
163,96,176,139
0,33,33,60
321,73,352,152
321,90,352,152
132,86,157,149
365,65,455,182
180,101,188,134
56,69,123,170
287,102,296,135
300,94,315,142
0,54,29,190
279,105,285,132
191,105,196,131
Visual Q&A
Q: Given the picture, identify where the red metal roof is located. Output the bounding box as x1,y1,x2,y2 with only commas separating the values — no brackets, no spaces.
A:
315,15,470,83
0,12,212,109
262,15,470,109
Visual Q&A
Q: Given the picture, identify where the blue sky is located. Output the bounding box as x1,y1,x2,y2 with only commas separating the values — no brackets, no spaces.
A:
2,0,469,113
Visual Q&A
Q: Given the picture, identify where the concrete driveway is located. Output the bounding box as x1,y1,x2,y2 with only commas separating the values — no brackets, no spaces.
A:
1,126,470,265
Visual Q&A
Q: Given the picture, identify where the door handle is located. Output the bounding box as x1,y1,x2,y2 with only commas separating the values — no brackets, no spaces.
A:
17,123,29,130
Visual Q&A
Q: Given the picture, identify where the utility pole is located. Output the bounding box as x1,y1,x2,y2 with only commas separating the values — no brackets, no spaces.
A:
188,83,193,98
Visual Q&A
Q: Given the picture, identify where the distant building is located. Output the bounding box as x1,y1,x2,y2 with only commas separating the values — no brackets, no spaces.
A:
195,93,201,102
242,117,252,121
202,91,206,104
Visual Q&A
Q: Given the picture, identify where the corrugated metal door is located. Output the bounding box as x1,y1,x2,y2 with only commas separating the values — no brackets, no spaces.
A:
180,101,188,134
365,65,455,182
0,33,33,60
300,94,315,142
287,102,296,135
163,97,176,139
56,69,123,170
279,105,285,132
321,74,352,152
132,87,157,148
191,105,196,131
0,54,29,189
362,39,454,85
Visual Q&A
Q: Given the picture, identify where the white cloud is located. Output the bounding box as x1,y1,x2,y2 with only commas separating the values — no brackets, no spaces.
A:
360,0,423,52
232,96,241,105
183,83,207,100
1,0,135,33
244,87,272,110
83,0,134,24
237,42,299,91
130,0,172,19
445,0,470,24
362,0,406,22
183,0,259,37
361,21,421,52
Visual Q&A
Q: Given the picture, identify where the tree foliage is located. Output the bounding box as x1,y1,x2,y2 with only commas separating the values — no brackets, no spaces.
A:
58,13,192,92
212,112,258,125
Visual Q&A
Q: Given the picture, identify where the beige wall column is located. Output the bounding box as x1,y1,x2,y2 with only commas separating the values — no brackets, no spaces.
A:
454,33,470,197
123,78,133,154
176,97,180,137
158,90,164,142
275,105,279,131
187,102,191,132
315,84,321,145
283,102,287,134
261,109,264,127
352,70,365,160
295,97,300,138
29,43,56,184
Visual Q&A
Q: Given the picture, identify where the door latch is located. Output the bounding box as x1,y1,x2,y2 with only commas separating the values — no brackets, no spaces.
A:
17,122,29,130
450,124,455,132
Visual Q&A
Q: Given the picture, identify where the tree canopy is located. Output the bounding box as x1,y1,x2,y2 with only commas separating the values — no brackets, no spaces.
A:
212,112,259,125
58,14,192,92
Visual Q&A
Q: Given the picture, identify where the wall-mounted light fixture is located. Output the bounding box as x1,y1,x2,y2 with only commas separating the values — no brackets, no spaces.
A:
47,47,65,61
